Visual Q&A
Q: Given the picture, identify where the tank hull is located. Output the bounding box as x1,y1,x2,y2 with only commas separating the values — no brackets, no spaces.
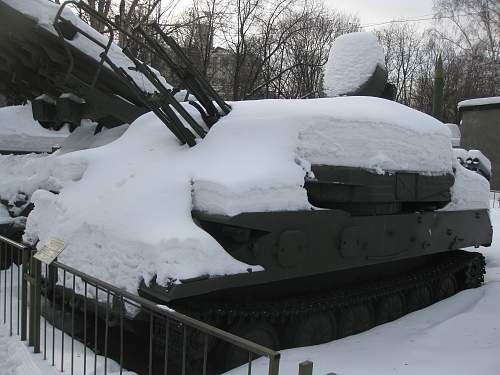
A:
141,208,491,303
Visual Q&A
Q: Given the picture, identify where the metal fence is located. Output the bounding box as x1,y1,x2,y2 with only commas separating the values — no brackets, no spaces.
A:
0,235,281,375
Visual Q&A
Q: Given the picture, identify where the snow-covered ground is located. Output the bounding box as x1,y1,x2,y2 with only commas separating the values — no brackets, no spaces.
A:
0,205,498,375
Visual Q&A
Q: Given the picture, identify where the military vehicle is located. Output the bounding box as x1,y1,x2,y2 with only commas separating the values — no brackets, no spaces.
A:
0,1,493,373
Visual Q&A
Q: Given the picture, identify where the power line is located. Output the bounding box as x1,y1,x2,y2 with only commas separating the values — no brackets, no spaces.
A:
361,12,478,28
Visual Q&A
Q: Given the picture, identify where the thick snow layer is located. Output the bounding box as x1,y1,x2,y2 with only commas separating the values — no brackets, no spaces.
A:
458,96,500,108
0,153,82,205
3,0,169,93
0,97,463,293
22,108,260,293
452,148,492,181
229,207,500,375
0,104,68,153
323,32,385,97
442,158,490,211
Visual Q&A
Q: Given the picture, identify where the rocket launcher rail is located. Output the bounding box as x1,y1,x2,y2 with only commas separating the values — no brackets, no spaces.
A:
0,0,231,146
53,1,231,135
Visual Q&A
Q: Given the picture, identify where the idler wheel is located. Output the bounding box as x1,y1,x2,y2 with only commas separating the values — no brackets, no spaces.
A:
376,294,404,325
338,303,373,338
406,286,432,313
221,321,279,371
434,275,457,301
292,312,337,347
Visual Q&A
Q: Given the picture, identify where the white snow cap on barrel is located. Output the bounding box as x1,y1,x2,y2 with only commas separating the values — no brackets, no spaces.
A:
324,32,386,97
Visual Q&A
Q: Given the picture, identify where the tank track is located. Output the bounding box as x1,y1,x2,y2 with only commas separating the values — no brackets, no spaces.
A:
160,250,485,372
191,250,485,326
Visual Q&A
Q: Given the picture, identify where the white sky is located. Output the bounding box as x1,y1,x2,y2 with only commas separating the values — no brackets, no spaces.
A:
325,0,436,28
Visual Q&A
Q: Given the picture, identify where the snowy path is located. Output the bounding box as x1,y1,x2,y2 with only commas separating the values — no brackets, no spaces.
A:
0,208,499,375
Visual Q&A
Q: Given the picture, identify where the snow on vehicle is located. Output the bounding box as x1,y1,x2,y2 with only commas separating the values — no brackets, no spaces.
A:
0,1,494,373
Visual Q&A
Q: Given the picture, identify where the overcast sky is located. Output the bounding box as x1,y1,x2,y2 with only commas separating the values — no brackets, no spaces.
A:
325,0,436,28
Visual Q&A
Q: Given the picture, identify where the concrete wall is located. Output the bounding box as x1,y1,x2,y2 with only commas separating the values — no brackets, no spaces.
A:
460,106,500,190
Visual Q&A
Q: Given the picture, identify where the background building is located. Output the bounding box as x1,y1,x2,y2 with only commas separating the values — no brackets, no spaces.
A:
459,97,500,190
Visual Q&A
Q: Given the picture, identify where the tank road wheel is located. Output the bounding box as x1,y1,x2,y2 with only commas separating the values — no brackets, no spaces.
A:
221,321,279,371
338,303,373,338
406,286,432,313
292,312,337,347
434,275,457,302
376,294,404,325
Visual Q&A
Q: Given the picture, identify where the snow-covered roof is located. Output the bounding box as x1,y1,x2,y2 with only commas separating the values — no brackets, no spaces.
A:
323,32,386,97
0,104,68,153
3,0,169,93
458,96,500,109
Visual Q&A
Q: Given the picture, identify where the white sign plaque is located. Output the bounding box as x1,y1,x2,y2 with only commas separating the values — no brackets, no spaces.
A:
34,239,66,265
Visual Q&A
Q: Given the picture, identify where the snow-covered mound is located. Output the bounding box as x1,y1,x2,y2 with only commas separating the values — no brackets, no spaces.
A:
443,157,490,211
3,0,168,93
0,104,68,153
467,149,492,175
0,96,487,294
452,148,492,183
324,32,386,97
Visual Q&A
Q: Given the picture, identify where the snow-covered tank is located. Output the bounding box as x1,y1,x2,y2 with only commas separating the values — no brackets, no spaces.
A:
0,3,494,373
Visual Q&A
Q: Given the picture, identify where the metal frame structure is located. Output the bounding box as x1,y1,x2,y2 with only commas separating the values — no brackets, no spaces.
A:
53,0,231,147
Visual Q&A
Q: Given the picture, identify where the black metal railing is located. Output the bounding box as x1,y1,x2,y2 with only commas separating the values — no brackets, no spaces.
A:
0,235,280,375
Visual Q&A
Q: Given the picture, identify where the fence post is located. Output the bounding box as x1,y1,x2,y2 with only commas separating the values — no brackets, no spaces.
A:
20,247,28,341
298,360,313,375
33,258,41,353
28,251,35,347
268,353,281,375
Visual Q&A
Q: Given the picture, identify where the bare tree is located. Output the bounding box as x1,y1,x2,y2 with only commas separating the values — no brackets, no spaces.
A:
283,4,359,98
377,23,425,105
